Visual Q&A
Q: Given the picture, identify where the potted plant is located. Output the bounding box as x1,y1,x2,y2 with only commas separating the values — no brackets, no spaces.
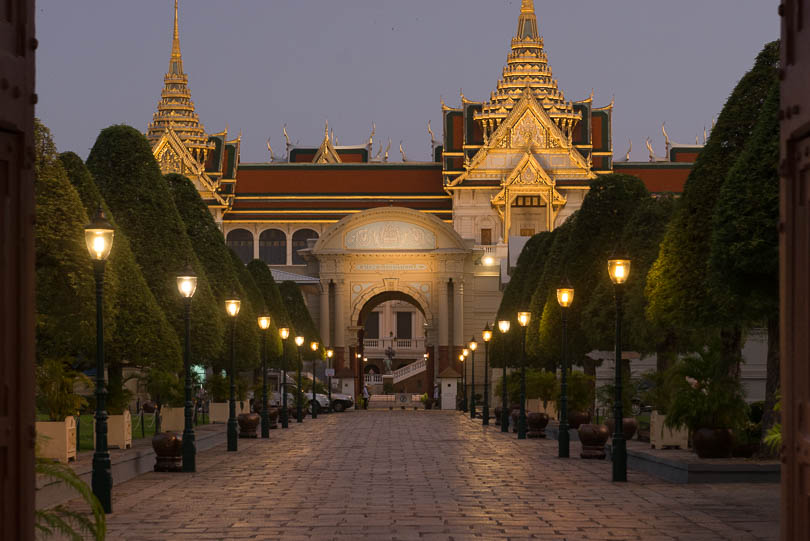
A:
559,371,594,429
35,358,92,463
665,349,748,459
639,369,689,449
206,371,230,423
105,388,133,450
419,393,433,410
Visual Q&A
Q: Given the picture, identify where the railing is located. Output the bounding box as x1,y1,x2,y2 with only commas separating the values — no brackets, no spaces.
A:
364,339,379,348
475,244,497,254
364,374,383,384
393,358,427,384
363,337,425,351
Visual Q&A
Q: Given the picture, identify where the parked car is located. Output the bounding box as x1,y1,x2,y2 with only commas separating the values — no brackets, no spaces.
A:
329,393,354,412
273,386,329,414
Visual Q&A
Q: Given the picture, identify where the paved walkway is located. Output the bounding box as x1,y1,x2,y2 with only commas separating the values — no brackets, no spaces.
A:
80,411,778,540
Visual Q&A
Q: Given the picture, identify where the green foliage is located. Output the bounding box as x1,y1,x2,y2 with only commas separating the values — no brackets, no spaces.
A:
60,152,182,411
382,380,394,394
494,369,559,405
205,371,229,402
278,281,322,360
595,365,636,414
36,358,93,421
86,125,223,367
563,371,595,413
638,367,679,414
301,377,327,395
763,391,782,454
35,458,106,540
246,259,287,365
34,121,97,364
664,348,748,433
646,42,779,337
141,367,184,407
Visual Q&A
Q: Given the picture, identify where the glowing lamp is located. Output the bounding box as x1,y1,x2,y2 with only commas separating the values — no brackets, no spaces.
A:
608,259,631,285
327,349,334,359
482,323,492,342
279,327,290,339
176,265,197,299
310,341,319,351
294,336,304,347
556,287,574,308
517,311,531,327
84,207,114,261
468,337,478,351
257,315,271,330
498,320,511,334
225,297,241,318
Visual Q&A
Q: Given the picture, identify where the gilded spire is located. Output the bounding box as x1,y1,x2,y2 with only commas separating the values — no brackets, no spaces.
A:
147,0,211,157
474,0,580,133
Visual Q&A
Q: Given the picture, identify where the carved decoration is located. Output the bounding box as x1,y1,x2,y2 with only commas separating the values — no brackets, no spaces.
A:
511,112,545,149
345,221,436,250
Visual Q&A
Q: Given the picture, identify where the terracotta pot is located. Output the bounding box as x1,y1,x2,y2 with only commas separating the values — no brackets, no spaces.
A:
237,412,261,438
510,409,520,433
578,424,609,459
527,412,549,439
152,432,182,472
605,417,639,441
568,411,590,429
267,407,279,429
693,428,734,458
494,406,502,426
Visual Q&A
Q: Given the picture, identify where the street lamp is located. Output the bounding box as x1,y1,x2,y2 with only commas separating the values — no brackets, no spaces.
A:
279,327,290,428
462,348,470,413
225,295,241,452
468,337,478,419
556,284,574,459
257,315,271,438
326,349,334,412
497,319,511,432
458,353,466,411
608,257,631,482
177,265,198,472
295,335,305,422
310,341,319,418
482,324,492,426
85,207,114,513
516,311,531,440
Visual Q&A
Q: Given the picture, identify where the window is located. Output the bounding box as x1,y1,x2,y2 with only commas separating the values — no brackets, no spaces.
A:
259,229,286,265
514,196,543,207
519,228,535,237
364,312,380,339
480,228,492,246
396,312,412,339
226,229,253,264
291,229,318,265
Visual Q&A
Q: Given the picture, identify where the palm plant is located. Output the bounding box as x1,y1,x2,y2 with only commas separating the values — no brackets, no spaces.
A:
35,458,106,540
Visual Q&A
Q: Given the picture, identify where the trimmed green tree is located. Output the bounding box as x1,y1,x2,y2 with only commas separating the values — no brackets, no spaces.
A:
278,280,322,361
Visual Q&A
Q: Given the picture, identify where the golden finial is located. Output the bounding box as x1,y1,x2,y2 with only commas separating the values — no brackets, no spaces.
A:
428,120,437,153
384,138,391,163
266,138,276,161
521,0,535,13
662,122,671,154
324,120,329,141
703,126,708,144
624,139,632,161
399,141,407,162
589,88,594,102
368,122,376,149
646,138,658,162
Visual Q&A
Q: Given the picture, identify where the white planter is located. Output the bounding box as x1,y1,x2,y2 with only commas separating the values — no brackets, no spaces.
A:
650,410,690,449
160,406,185,433
36,417,77,464
210,400,250,424
108,411,132,449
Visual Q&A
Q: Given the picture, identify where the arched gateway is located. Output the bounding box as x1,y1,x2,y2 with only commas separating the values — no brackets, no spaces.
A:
308,207,502,398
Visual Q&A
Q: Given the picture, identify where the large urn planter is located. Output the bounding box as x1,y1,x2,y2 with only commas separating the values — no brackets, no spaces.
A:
568,411,590,430
527,412,549,439
152,432,182,472
494,406,502,426
159,406,185,433
605,417,639,441
238,412,260,438
267,407,280,429
107,410,132,449
692,428,734,459
36,417,77,464
578,423,609,459
650,411,689,449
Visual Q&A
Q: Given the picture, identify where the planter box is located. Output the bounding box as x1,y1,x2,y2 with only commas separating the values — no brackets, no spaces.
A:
650,411,689,449
210,400,250,424
108,411,132,449
160,407,185,433
36,417,77,464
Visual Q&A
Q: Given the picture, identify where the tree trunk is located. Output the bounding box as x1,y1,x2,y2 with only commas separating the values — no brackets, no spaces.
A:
107,361,125,413
655,330,678,372
720,326,743,378
759,315,780,457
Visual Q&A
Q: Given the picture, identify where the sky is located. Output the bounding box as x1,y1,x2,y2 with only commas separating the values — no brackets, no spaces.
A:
36,0,779,163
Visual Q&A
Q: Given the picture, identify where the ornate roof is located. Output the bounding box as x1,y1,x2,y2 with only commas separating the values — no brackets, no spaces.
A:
474,0,581,138
146,0,211,154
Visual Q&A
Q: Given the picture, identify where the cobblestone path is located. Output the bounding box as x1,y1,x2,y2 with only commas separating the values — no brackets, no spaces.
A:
95,411,778,540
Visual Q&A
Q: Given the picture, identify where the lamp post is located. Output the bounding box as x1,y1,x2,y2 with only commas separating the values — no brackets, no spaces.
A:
498,320,511,432
482,324,492,426
279,327,290,428
295,336,304,422
310,341,319,418
469,337,478,419
608,257,631,482
326,349,334,412
517,311,531,440
556,284,574,459
258,315,271,438
462,348,470,412
85,207,114,513
177,266,198,471
458,354,466,411
225,295,241,452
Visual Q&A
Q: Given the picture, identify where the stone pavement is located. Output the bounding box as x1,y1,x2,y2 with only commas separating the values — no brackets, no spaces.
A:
74,411,778,540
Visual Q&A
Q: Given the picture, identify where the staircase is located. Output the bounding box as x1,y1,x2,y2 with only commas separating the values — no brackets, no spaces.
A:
392,358,427,384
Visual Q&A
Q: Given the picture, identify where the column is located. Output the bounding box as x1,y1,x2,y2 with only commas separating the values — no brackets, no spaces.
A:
319,280,330,347
438,279,449,372
453,278,464,350
253,229,260,260
334,280,346,349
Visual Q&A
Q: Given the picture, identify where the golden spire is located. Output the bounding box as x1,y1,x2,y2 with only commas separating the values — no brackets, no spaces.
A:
517,0,538,40
170,0,182,73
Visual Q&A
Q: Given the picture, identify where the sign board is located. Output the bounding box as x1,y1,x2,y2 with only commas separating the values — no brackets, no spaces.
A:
325,368,335,377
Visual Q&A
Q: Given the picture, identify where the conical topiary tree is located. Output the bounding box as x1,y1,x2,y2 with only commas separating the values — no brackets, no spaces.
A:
278,280,322,361
247,259,288,368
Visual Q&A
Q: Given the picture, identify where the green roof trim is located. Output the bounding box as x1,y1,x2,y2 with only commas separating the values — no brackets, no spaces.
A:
238,162,442,171
614,162,694,170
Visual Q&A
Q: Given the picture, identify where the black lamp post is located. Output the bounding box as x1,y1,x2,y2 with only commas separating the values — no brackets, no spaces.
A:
326,349,334,412
608,257,631,482
482,324,492,426
458,354,466,411
517,311,531,440
177,266,198,471
85,207,114,513
225,295,241,452
497,320,511,432
310,341,319,419
469,337,478,419
279,327,290,428
295,336,304,422
258,315,271,438
556,284,574,459
462,349,470,412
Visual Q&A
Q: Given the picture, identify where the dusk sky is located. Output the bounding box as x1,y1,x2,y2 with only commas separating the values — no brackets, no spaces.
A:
36,1,778,163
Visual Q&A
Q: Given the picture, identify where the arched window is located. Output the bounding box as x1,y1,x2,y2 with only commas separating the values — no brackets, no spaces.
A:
259,229,287,265
226,229,253,264
291,229,318,265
